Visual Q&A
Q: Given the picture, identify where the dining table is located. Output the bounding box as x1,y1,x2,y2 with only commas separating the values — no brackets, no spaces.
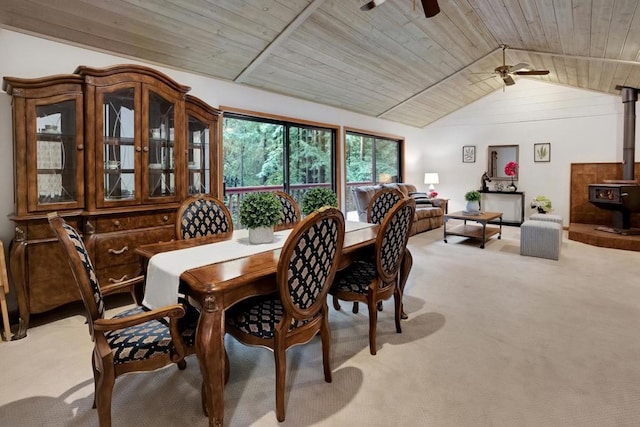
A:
135,220,380,427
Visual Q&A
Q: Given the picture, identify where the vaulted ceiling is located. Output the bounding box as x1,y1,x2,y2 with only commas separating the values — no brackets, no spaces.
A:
2,0,640,128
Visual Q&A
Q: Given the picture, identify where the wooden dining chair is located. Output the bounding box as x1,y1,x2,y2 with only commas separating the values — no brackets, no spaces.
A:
341,187,405,315
0,241,11,341
273,190,301,231
48,212,198,427
176,194,233,240
330,197,416,355
226,207,345,422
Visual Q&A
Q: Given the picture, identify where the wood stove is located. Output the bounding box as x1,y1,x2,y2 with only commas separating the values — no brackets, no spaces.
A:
588,86,640,235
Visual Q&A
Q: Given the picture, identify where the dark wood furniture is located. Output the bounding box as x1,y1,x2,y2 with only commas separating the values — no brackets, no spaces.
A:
49,212,196,427
226,208,345,422
3,65,221,339
331,198,415,355
273,190,301,231
444,211,503,249
135,222,379,427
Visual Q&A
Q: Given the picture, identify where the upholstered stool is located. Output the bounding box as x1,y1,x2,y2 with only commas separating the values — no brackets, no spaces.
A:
529,213,563,242
520,220,562,260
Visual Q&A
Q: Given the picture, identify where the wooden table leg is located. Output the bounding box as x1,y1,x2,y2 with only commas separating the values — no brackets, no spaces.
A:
197,296,225,427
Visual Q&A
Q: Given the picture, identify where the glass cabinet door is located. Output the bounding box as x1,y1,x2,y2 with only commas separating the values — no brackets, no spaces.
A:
28,95,84,212
187,114,210,195
97,85,139,206
145,89,177,201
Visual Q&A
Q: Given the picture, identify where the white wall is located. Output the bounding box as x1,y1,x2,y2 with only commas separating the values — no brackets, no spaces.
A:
414,79,633,223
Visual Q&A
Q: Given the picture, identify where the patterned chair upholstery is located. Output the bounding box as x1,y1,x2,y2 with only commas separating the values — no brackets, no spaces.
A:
367,187,404,225
273,190,301,231
226,207,345,422
48,212,197,427
176,194,233,240
330,197,416,355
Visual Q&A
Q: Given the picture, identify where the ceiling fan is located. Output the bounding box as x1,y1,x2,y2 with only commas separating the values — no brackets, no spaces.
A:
493,44,550,86
360,0,440,18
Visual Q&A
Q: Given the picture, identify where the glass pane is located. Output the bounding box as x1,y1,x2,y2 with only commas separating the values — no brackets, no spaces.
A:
345,134,373,184
148,92,176,197
375,138,399,183
288,126,333,204
187,114,209,195
36,100,77,204
103,88,135,200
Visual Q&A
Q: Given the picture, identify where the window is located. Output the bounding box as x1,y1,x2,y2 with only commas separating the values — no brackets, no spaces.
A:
345,130,402,212
223,112,337,226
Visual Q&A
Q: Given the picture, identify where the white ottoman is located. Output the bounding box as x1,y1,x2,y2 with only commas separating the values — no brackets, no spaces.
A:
520,220,562,260
529,213,563,242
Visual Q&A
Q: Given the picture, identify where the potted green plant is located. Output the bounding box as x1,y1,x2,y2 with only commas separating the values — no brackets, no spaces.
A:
301,187,338,216
464,190,481,214
531,195,552,213
239,192,282,244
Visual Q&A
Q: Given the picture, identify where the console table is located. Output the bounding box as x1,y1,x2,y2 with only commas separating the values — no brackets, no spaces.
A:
479,190,525,226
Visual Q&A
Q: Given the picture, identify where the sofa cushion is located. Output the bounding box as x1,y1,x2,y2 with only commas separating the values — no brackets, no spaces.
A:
415,206,443,220
351,185,383,222
408,191,433,206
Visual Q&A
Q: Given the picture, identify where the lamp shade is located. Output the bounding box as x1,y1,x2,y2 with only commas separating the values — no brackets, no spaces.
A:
424,173,439,185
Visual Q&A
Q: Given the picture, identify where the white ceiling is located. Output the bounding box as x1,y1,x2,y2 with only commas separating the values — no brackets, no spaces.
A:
2,0,640,128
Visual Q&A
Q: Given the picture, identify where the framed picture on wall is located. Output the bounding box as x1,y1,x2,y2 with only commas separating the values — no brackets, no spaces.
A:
462,145,476,163
534,143,551,162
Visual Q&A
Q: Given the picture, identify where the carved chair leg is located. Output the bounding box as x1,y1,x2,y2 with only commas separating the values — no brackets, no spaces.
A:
320,307,332,383
352,302,359,313
96,362,115,427
332,295,341,311
393,287,403,334
367,294,378,356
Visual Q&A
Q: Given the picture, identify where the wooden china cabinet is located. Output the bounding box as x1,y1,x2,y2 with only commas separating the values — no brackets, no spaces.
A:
3,65,220,339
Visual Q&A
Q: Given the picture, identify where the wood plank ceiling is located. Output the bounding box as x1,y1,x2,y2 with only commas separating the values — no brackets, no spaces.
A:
2,0,640,128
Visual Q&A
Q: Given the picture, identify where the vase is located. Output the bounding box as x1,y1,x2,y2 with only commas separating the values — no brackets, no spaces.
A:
464,200,480,214
248,226,274,244
507,180,517,192
537,207,546,214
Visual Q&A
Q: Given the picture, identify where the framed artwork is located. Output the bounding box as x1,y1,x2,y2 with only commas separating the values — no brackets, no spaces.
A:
462,145,476,163
534,143,551,162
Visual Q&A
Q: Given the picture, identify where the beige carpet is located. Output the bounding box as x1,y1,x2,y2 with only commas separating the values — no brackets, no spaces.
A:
1,223,639,427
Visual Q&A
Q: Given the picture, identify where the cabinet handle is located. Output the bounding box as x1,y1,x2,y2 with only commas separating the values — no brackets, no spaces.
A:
108,245,129,255
136,146,142,152
143,146,149,152
113,220,121,227
108,275,128,284
162,215,169,222
77,144,84,150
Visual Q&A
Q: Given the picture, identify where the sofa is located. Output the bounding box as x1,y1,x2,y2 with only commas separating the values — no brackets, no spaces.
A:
351,183,447,236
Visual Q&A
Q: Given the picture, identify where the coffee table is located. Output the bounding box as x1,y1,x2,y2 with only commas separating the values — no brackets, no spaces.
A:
444,211,503,248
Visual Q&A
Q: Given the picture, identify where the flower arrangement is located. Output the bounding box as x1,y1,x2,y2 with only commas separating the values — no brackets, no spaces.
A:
429,190,438,198
504,161,518,177
301,187,337,216
531,195,552,213
239,192,282,229
464,190,481,202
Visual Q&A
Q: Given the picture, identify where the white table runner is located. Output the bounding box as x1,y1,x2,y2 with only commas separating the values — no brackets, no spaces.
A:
142,220,374,310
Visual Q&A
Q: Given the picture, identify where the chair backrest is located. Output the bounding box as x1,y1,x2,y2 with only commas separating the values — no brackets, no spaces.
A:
367,188,404,224
48,212,104,336
277,207,345,321
176,194,233,240
274,191,301,231
375,198,416,284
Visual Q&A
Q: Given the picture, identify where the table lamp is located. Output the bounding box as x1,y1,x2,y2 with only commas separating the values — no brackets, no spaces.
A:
424,172,439,193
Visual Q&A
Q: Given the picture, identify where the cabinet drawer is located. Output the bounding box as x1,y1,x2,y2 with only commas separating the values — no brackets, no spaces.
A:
96,263,142,287
24,217,82,240
93,226,175,269
95,211,175,233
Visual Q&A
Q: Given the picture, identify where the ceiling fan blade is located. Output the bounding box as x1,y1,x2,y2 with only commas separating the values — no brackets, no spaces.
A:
514,70,550,76
360,0,386,11
502,75,516,86
508,63,529,73
420,0,440,17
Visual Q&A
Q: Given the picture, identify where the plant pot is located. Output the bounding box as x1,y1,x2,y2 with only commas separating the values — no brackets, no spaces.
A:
537,207,546,214
248,226,274,244
464,200,480,214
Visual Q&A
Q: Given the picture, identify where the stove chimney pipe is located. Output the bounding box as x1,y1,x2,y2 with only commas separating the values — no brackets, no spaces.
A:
618,86,638,180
